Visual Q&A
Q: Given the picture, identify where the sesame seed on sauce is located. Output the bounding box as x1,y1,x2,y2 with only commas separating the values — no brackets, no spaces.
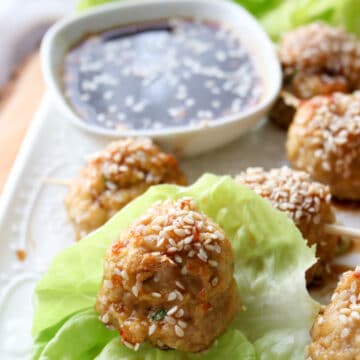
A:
63,18,262,132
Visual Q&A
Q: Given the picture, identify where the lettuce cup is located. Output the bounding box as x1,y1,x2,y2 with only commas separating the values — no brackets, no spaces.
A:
32,174,319,359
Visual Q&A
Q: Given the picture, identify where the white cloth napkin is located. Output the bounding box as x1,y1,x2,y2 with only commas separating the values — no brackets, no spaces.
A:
0,0,77,87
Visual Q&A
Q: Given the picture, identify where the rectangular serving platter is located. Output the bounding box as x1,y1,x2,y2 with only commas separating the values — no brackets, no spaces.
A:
0,94,359,358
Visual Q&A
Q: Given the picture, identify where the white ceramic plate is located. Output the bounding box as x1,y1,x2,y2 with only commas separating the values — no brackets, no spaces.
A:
0,95,359,358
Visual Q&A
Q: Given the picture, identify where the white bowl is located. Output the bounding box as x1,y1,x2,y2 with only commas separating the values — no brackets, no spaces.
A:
41,0,281,157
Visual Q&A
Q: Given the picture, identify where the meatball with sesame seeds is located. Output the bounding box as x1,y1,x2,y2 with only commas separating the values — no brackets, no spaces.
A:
286,92,360,200
96,197,240,352
235,167,338,283
65,138,187,239
271,22,360,129
307,266,360,360
270,73,349,129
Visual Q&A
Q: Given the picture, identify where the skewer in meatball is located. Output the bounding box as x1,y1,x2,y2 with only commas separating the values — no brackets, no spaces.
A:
96,197,240,352
287,92,360,200
307,266,360,359
270,22,360,129
236,167,338,283
65,138,187,239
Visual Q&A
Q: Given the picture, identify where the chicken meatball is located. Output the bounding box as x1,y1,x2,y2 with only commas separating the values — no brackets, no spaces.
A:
287,92,360,200
307,266,360,360
65,138,187,239
235,167,338,283
271,22,360,129
96,197,240,352
270,73,349,129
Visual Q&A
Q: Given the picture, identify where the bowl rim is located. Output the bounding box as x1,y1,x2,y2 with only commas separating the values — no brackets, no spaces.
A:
41,0,281,138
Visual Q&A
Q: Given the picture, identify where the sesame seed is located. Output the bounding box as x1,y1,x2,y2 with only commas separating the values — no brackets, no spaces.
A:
184,236,193,244
209,260,218,267
339,314,348,324
351,311,360,320
168,292,177,301
169,238,177,247
101,312,110,323
176,281,185,290
165,316,176,325
152,292,162,298
341,328,350,338
132,285,139,297
148,324,156,336
178,320,187,328
174,228,186,237
104,279,113,289
123,340,135,349
188,250,195,257
175,290,184,301
175,324,185,337
236,166,333,227
184,216,195,225
198,248,208,262
167,306,178,316
340,308,351,315
113,268,122,276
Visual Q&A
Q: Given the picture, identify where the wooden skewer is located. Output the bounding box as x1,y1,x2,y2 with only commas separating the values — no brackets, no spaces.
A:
41,177,71,186
325,224,360,240
281,90,301,108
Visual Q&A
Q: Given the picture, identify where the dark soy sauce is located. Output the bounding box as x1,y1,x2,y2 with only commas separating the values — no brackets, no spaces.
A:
63,18,262,131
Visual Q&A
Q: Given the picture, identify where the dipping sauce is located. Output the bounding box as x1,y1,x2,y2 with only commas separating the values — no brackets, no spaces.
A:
63,18,263,131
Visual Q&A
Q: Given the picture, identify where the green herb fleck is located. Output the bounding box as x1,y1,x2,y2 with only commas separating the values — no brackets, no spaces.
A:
102,174,109,183
151,309,167,321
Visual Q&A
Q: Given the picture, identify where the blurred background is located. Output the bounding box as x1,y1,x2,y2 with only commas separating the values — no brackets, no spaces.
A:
0,0,359,190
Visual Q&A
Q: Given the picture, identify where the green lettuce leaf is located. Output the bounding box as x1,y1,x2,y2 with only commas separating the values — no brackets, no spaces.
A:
77,0,117,11
33,309,117,359
96,327,256,360
76,0,360,40
257,0,360,40
32,174,319,359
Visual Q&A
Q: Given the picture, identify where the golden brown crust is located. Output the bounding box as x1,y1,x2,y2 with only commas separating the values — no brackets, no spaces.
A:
96,198,240,352
65,138,187,239
279,23,360,89
271,22,360,129
287,92,360,200
270,72,350,129
308,267,360,359
236,167,338,283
